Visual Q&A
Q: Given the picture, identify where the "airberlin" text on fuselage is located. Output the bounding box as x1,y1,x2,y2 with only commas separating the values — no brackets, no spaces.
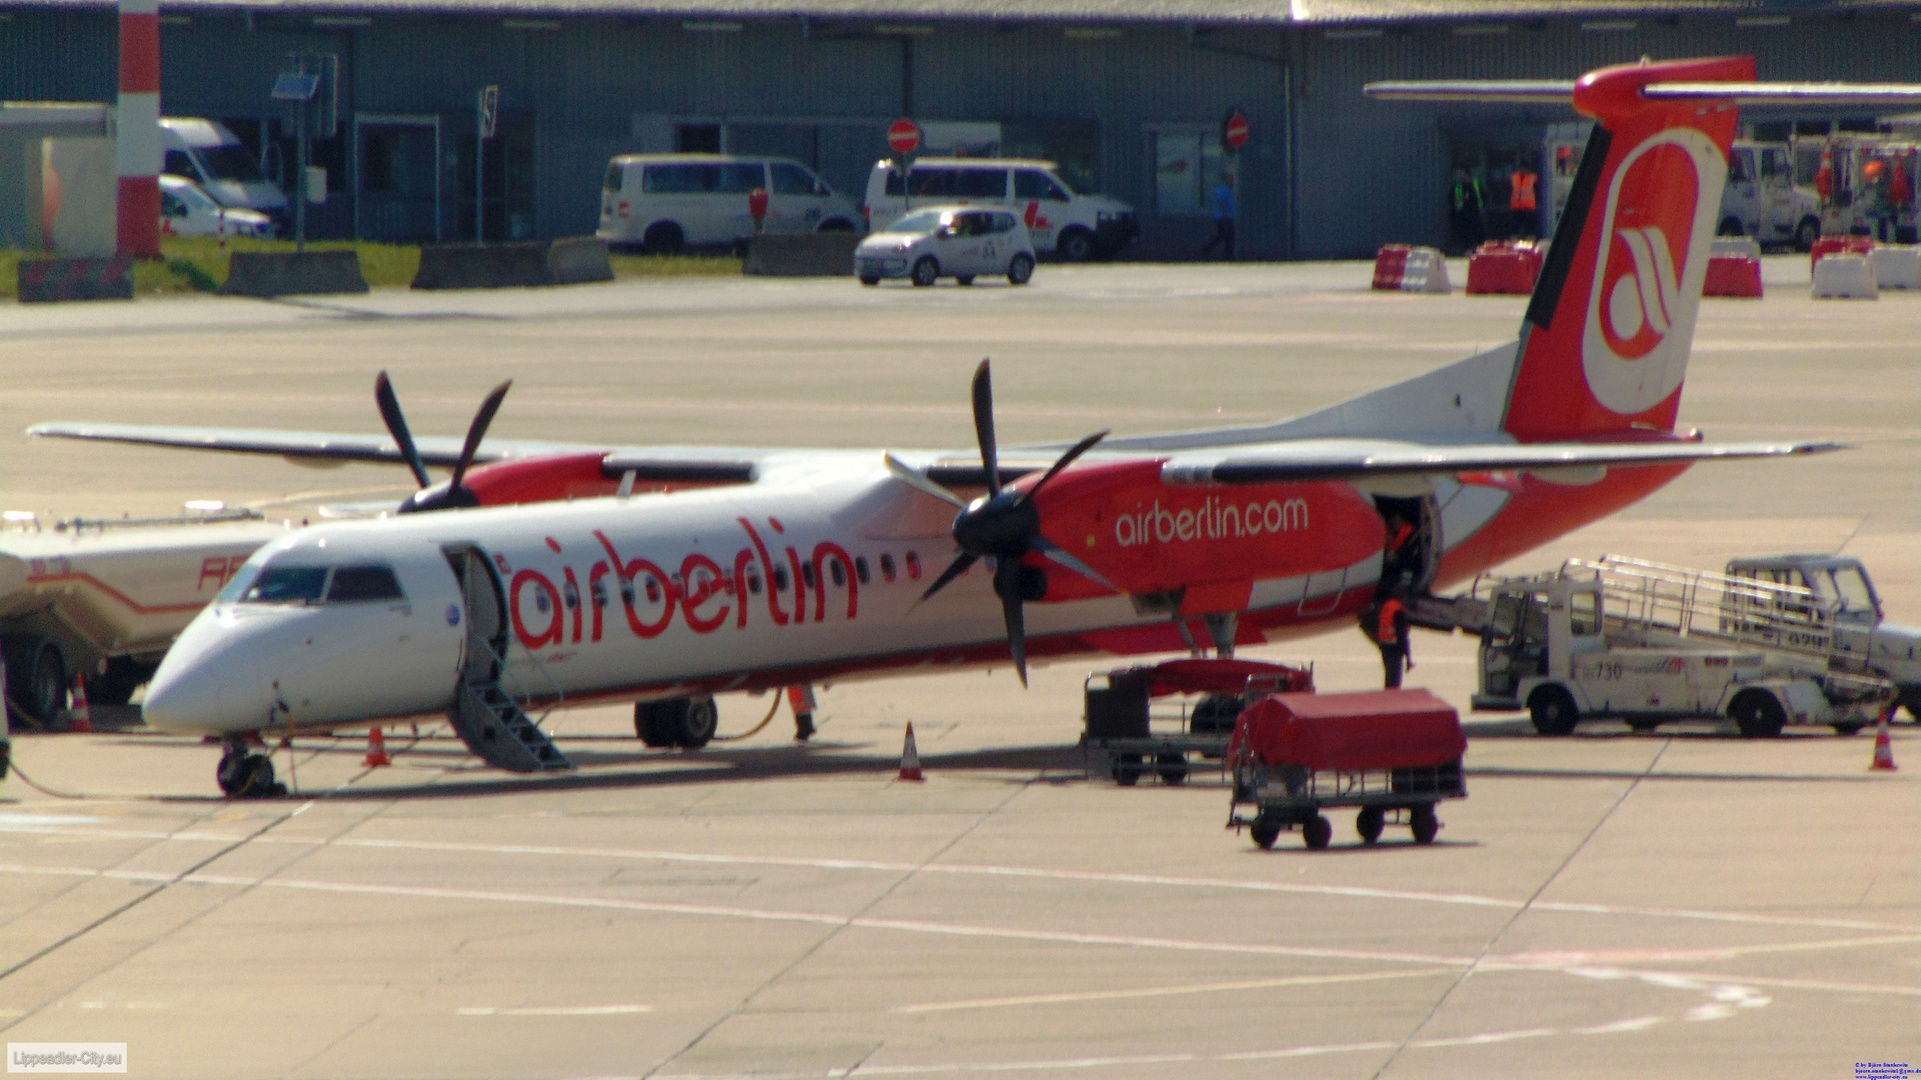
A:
1113,496,1309,548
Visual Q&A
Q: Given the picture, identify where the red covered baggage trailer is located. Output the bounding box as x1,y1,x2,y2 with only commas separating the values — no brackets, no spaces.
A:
1227,689,1466,850
1082,658,1313,786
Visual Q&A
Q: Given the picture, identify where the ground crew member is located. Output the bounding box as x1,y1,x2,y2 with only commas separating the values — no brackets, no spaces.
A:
1509,165,1538,239
1373,597,1412,689
1381,513,1416,592
1448,167,1485,253
1864,157,1894,241
1201,172,1236,261
1815,151,1834,205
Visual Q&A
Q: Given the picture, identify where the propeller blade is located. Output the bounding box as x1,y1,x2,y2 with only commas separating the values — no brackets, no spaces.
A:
1020,429,1108,505
883,452,966,508
918,551,978,603
994,559,1029,688
1030,536,1120,594
374,371,431,489
449,379,512,491
971,359,1000,496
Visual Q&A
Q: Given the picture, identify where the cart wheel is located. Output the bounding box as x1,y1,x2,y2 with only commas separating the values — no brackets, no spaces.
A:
1356,806,1385,845
1249,816,1281,850
1302,814,1332,850
1410,805,1440,845
1113,753,1143,786
1156,753,1188,785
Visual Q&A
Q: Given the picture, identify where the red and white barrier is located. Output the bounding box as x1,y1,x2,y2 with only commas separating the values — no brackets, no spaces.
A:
1371,244,1449,293
1702,237,1763,299
1809,235,1873,273
116,0,161,259
1871,245,1921,290
1465,240,1541,295
1812,253,1879,299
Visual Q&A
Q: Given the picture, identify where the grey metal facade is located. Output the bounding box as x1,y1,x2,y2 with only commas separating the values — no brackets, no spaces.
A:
1,2,1917,257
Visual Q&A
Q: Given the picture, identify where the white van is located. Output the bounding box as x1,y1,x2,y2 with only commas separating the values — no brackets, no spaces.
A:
862,158,1136,261
597,154,863,253
160,118,289,226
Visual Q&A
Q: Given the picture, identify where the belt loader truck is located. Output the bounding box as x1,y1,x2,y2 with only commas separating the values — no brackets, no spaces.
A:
1416,555,1906,737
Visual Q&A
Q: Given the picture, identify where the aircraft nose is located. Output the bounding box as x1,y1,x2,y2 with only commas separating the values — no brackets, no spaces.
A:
141,617,270,735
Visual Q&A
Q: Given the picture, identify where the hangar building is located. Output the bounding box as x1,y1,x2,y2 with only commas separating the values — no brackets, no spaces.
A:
3,0,1917,258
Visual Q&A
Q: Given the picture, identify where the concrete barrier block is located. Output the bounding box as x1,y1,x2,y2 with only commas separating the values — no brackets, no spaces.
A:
547,237,614,285
1870,245,1921,289
1371,245,1412,290
1711,235,1762,261
17,256,134,302
218,250,369,298
1811,254,1879,299
1703,254,1763,298
413,242,552,290
744,232,862,277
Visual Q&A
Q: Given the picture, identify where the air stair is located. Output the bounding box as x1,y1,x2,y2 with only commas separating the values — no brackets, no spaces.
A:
447,643,572,773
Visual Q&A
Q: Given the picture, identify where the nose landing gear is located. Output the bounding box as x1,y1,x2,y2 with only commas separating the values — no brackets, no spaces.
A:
216,735,286,798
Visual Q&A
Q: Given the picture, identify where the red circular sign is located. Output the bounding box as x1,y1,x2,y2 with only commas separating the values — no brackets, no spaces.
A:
1223,111,1250,152
888,118,922,156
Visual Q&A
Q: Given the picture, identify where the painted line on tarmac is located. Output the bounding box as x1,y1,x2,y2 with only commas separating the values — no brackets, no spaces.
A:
893,968,1458,1013
456,1004,651,1016
4,822,1917,938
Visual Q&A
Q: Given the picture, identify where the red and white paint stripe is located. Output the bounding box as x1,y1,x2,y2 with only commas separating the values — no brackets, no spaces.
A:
116,0,161,258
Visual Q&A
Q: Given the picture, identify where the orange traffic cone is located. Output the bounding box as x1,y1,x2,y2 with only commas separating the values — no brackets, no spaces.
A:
1871,709,1898,772
67,676,92,733
898,722,924,782
363,727,392,768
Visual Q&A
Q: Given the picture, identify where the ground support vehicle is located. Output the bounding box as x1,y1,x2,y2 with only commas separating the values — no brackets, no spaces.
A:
597,154,861,253
1227,688,1466,850
1719,140,1823,251
160,117,290,226
1792,135,1919,243
1723,553,1921,718
854,206,1035,287
1417,555,1898,737
1081,657,1311,786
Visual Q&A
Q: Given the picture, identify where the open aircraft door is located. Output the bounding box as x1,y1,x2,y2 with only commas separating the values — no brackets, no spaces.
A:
443,544,507,685
1374,493,1440,598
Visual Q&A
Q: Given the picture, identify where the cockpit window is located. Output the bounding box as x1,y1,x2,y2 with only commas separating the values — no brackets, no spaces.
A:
327,565,405,603
216,564,261,604
242,566,329,605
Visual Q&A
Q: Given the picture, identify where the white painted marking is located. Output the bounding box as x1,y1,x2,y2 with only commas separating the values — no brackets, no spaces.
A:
6,821,1914,937
894,968,1455,1013
0,813,103,828
1409,1027,1558,1048
457,999,653,1006
1575,1016,1666,1035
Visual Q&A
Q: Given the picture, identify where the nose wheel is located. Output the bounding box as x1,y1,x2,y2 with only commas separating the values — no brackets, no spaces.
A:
217,736,286,798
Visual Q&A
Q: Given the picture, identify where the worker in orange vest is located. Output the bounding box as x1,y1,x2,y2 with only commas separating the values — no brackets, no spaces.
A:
1372,597,1412,689
1814,151,1834,204
1509,165,1539,239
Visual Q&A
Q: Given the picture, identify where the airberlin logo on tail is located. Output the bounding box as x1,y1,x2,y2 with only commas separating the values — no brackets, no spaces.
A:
1581,127,1724,416
1114,496,1308,548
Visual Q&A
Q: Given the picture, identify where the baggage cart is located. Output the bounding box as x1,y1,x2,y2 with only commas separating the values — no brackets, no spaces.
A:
1081,658,1311,786
1227,688,1467,850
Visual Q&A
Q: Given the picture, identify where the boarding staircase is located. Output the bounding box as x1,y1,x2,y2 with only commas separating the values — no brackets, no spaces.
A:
447,639,572,773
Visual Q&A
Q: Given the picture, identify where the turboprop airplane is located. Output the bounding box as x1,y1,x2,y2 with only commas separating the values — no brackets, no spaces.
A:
35,57,1921,796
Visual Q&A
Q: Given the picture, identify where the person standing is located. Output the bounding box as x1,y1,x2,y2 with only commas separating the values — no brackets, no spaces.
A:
1509,164,1539,240
1372,596,1412,689
1449,167,1486,254
1201,172,1236,260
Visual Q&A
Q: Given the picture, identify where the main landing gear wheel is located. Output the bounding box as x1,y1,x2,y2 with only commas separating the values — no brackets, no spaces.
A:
216,738,285,799
4,636,67,730
1302,814,1333,850
1410,805,1440,844
1249,816,1281,850
635,695,719,749
1356,806,1385,845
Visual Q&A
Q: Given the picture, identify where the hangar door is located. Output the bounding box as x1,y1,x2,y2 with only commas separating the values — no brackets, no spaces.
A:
354,113,443,242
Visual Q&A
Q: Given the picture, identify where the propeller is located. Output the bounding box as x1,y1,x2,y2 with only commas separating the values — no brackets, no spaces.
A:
374,371,513,514
895,359,1109,687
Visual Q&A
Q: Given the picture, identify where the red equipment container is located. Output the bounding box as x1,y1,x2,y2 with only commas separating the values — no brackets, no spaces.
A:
1465,241,1541,295
1702,253,1763,298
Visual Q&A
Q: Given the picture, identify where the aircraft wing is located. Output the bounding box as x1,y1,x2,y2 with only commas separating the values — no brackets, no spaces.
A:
1158,437,1846,485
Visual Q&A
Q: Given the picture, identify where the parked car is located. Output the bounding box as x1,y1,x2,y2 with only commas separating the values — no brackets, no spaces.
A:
855,206,1035,287
597,154,862,253
159,175,274,239
862,158,1135,261
160,117,289,227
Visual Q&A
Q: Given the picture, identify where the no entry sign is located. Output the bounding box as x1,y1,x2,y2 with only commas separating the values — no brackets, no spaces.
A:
1223,109,1249,152
888,118,922,156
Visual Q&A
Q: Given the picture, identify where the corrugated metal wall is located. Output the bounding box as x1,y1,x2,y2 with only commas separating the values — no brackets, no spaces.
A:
1296,12,1921,257
3,6,1916,257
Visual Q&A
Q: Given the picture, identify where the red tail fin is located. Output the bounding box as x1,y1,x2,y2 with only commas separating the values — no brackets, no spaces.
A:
1503,57,1752,441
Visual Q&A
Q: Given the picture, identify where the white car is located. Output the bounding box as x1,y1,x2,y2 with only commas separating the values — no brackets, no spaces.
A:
855,207,1036,287
160,175,274,239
